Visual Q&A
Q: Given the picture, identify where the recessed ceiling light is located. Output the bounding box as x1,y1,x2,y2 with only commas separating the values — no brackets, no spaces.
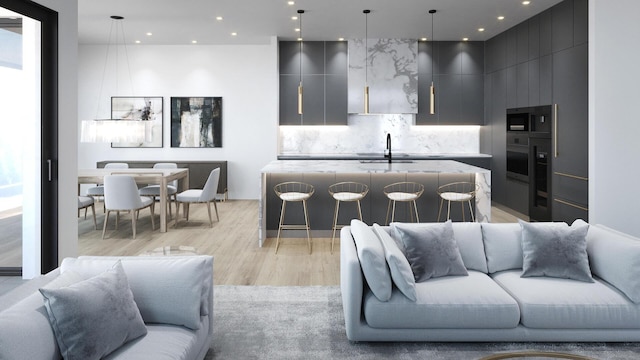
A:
421,37,427,41
498,16,505,20
295,28,300,32
338,37,345,41
292,16,298,20
478,28,485,32
231,32,237,36
522,1,531,5
297,37,302,41
191,40,197,44
288,1,295,5
146,32,152,36
462,37,469,41
135,40,141,44
216,16,223,21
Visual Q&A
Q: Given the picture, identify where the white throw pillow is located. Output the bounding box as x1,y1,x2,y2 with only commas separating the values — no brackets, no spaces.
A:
350,219,392,302
372,224,417,301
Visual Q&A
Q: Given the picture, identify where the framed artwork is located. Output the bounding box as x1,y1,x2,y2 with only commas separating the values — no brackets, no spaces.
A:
171,97,222,148
110,96,163,148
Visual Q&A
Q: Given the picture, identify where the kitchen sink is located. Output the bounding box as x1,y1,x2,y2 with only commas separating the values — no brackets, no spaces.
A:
359,159,414,164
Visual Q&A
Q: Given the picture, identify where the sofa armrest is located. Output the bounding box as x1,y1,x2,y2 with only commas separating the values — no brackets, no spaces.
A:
340,226,365,341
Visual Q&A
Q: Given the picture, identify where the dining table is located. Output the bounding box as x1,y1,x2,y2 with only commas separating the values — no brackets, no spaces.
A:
78,168,190,233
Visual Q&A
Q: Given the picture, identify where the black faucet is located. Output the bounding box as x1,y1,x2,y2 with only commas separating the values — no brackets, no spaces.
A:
384,133,392,163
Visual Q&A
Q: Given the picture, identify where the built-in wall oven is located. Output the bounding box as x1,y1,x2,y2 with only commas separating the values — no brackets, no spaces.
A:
505,105,553,221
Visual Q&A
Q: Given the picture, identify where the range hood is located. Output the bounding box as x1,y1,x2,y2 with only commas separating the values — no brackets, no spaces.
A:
348,39,418,115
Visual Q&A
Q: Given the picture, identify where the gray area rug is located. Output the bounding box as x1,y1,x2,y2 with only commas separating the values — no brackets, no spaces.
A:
207,286,640,360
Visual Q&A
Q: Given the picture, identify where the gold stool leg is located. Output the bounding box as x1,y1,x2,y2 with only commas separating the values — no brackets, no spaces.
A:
357,200,363,221
303,199,312,254
385,199,392,225
461,201,465,222
275,200,287,254
331,200,340,254
468,200,476,222
437,198,444,222
391,200,397,223
447,200,452,221
413,200,420,222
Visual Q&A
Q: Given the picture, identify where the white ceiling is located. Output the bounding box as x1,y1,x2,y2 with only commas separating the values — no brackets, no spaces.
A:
77,0,563,45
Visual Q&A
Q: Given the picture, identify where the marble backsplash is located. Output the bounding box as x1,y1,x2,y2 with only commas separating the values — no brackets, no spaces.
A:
279,114,480,155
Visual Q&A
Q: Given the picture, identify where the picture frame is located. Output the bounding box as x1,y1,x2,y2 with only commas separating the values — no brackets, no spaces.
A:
170,97,222,148
110,96,163,148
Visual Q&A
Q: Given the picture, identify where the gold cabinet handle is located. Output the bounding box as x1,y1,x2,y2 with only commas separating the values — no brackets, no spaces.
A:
553,104,559,158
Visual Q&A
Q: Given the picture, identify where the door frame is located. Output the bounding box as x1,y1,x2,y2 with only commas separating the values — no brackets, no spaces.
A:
0,0,58,276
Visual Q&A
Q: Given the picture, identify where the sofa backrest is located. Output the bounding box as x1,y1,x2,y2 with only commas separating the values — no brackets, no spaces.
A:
61,255,213,330
481,223,524,273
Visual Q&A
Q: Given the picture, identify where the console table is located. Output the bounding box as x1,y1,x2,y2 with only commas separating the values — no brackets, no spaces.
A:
97,160,227,199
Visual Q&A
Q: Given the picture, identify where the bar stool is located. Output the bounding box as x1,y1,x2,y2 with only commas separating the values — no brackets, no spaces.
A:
274,182,315,254
384,182,424,225
328,182,369,254
437,181,479,222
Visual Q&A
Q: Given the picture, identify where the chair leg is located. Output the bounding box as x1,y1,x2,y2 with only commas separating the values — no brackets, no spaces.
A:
132,210,137,239
115,211,120,230
90,204,97,230
447,200,452,221
213,200,219,221
185,203,190,221
468,200,476,222
102,211,110,239
413,200,420,222
84,207,88,219
331,200,340,254
303,199,312,255
275,200,287,254
437,198,444,222
206,201,213,228
150,202,155,230
175,202,181,228
391,200,397,223
385,199,392,225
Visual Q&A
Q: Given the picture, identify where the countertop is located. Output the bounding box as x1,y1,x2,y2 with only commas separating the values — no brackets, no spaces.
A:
277,153,492,160
261,159,490,174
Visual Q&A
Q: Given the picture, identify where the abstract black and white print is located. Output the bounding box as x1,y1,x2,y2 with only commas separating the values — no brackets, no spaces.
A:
170,97,222,148
111,96,163,148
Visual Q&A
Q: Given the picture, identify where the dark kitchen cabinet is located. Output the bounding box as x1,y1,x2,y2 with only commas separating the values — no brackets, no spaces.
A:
552,0,574,53
278,41,347,125
516,63,529,107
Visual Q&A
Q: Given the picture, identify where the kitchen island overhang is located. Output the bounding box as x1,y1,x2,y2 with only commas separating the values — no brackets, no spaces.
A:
259,160,490,247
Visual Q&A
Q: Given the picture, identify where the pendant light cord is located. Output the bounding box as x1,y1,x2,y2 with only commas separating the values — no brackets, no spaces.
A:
299,11,303,84
431,10,434,83
364,10,368,86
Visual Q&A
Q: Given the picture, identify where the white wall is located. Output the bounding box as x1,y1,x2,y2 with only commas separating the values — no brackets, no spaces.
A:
77,40,279,199
28,0,78,269
589,0,640,237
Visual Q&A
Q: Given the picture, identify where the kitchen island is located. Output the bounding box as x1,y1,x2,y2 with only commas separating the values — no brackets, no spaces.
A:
259,160,490,247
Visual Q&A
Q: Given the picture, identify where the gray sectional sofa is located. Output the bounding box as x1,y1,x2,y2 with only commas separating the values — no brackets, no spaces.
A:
0,255,213,360
341,219,640,342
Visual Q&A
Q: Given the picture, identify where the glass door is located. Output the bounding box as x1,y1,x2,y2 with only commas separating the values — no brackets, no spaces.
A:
0,0,58,277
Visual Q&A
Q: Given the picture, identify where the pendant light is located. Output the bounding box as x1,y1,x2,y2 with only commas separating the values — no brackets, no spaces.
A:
429,9,437,115
297,10,304,115
363,9,370,114
81,15,149,143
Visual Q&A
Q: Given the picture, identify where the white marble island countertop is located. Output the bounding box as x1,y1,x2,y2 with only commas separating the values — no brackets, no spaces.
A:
261,159,490,174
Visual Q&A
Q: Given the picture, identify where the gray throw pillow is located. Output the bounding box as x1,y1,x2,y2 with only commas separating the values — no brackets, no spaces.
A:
39,261,147,360
393,221,468,282
520,220,593,283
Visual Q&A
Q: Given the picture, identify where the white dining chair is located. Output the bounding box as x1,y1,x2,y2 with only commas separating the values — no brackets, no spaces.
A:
175,168,220,228
138,163,179,218
102,175,155,239
77,195,97,230
86,162,129,210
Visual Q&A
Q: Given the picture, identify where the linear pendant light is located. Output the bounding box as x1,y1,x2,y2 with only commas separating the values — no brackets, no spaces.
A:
297,10,304,115
363,9,370,114
429,9,436,115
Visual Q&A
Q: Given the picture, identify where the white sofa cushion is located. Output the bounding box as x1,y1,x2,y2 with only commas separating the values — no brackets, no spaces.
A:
372,224,417,301
0,270,84,360
492,270,640,329
39,262,147,360
587,224,640,304
350,220,392,302
520,220,593,282
61,256,210,330
392,221,468,282
481,223,523,273
363,271,520,329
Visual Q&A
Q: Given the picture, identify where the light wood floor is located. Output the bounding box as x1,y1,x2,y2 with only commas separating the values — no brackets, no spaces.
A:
77,200,526,286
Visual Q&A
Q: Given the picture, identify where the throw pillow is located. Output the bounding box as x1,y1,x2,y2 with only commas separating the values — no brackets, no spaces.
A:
39,261,147,360
393,221,468,282
481,223,523,273
350,219,392,302
372,224,417,301
520,220,593,283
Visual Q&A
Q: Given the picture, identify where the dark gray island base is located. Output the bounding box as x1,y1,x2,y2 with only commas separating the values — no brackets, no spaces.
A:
259,160,491,246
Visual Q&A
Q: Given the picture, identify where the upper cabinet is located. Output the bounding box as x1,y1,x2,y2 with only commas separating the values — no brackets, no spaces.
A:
416,41,485,125
279,41,348,125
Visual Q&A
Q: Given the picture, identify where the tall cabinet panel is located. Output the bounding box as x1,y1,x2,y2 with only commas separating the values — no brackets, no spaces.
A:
278,41,347,125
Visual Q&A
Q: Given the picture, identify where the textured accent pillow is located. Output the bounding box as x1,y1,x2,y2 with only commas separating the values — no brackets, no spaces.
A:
520,220,593,282
372,224,417,301
39,261,147,360
393,221,468,282
350,219,392,302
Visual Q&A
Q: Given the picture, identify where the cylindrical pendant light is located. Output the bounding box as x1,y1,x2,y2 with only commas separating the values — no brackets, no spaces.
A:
429,9,436,115
363,9,370,114
297,10,304,115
